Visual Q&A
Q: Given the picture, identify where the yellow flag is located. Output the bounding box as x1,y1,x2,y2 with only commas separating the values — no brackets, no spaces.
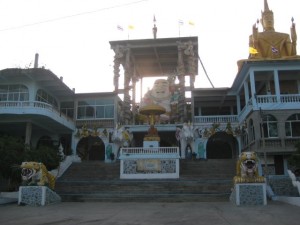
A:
128,25,134,30
249,47,258,54
188,20,195,26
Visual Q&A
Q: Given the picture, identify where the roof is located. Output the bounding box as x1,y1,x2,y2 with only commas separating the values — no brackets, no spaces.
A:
110,36,198,77
0,68,75,98
231,58,300,92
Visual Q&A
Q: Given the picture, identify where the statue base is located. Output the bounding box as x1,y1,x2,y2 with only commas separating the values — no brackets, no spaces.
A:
18,186,61,206
143,141,159,148
143,136,160,141
230,183,267,206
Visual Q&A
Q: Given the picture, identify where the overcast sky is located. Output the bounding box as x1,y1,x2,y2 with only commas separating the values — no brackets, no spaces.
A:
0,0,299,93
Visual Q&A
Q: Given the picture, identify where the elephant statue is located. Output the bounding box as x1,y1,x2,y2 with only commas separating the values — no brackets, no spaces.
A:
176,123,195,159
111,125,133,158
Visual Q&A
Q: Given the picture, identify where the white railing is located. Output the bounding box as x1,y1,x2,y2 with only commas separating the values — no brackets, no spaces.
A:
256,95,278,103
193,115,238,124
1,100,54,110
256,94,300,104
280,94,300,103
0,101,73,121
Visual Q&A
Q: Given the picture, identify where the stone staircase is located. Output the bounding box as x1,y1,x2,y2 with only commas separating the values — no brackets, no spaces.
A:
55,159,236,202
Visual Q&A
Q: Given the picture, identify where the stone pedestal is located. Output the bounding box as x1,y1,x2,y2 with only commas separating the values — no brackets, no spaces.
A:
230,183,267,206
18,186,61,206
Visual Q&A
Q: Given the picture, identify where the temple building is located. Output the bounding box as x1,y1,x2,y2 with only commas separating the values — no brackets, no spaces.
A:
0,0,300,177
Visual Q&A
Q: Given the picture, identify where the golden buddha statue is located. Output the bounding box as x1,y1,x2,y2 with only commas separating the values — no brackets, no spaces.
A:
249,0,297,59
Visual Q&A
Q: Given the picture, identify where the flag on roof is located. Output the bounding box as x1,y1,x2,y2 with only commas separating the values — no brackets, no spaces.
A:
188,20,195,26
117,25,123,31
249,47,258,54
271,46,279,54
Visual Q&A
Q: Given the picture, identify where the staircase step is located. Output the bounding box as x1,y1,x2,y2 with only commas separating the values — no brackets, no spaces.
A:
55,159,236,202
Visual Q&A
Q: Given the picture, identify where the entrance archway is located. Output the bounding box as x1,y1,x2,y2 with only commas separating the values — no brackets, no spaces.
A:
206,132,238,159
76,136,105,161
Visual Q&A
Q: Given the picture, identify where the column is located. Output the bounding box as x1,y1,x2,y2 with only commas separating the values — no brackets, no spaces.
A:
177,42,186,122
113,45,125,92
244,81,250,105
25,122,32,145
249,70,257,107
236,95,241,114
123,47,132,124
185,41,196,89
273,70,280,102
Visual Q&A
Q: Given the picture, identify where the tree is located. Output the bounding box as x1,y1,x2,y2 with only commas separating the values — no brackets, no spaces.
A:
0,136,25,190
0,135,63,191
288,141,300,176
24,145,62,171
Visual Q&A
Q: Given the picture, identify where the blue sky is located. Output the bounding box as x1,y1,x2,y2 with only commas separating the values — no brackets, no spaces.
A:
0,0,299,93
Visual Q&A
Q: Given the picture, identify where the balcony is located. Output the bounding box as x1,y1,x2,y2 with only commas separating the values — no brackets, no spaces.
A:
193,115,238,125
0,101,75,133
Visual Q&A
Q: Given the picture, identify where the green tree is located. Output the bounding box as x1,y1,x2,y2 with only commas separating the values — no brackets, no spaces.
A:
0,135,62,191
0,136,25,190
288,141,300,176
24,145,62,171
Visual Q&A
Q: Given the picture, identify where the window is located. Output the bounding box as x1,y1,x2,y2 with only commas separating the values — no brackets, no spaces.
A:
0,84,29,101
36,89,58,108
262,114,278,138
77,99,114,120
285,114,300,137
61,101,74,118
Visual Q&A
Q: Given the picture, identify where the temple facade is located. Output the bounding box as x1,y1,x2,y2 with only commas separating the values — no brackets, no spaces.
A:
0,0,300,176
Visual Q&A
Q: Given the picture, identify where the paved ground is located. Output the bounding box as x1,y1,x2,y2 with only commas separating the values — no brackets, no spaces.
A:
1,201,300,225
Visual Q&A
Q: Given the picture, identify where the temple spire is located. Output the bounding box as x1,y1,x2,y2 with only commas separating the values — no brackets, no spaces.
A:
153,15,157,39
262,0,273,16
264,0,270,12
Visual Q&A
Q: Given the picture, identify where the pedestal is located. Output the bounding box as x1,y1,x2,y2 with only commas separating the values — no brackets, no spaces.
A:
230,183,267,206
18,186,61,206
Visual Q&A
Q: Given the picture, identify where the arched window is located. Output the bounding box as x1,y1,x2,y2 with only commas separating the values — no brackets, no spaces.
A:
285,114,300,137
36,89,58,108
0,84,29,101
262,114,278,138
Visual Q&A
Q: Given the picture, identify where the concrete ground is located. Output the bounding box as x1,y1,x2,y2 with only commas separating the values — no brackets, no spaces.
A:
1,201,300,225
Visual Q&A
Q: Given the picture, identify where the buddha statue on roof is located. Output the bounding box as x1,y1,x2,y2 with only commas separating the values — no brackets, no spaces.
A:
248,0,297,59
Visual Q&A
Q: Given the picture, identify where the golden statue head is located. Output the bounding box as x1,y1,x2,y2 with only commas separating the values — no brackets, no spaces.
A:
261,0,274,31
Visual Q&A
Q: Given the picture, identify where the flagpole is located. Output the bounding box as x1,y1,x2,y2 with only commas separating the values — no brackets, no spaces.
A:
178,20,183,37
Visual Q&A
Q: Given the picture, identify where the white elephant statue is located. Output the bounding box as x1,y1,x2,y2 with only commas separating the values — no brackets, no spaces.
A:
176,123,195,159
111,125,133,158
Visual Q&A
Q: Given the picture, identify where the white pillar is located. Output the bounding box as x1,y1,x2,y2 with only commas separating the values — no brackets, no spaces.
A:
244,81,250,104
249,70,257,106
273,70,281,102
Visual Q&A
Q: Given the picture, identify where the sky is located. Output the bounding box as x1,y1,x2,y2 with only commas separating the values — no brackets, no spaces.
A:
0,0,299,94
